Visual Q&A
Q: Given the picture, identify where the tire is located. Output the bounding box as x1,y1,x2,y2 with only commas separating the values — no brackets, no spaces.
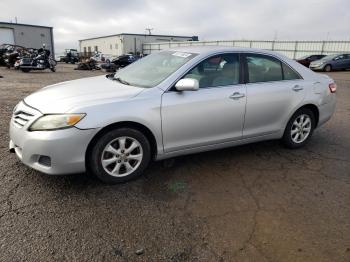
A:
50,67,56,72
282,108,315,149
21,68,31,73
87,128,151,183
324,64,332,72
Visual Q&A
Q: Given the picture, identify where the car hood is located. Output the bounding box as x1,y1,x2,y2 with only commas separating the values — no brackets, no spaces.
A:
24,75,145,113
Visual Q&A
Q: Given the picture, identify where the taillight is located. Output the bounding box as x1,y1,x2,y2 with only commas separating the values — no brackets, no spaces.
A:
329,83,337,93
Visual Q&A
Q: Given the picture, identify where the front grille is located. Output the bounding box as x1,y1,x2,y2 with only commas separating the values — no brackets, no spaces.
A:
13,111,34,128
12,101,41,129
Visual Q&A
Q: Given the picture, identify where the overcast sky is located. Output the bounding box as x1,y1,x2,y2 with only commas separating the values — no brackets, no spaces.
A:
1,0,349,53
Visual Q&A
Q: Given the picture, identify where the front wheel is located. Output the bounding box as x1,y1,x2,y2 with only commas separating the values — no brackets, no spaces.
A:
282,108,315,149
87,128,151,183
324,64,332,72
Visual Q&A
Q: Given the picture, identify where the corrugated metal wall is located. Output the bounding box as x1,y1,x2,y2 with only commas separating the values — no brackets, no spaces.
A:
143,40,350,59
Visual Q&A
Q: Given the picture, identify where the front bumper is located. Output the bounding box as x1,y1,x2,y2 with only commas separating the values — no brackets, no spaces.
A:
309,64,325,71
9,120,100,175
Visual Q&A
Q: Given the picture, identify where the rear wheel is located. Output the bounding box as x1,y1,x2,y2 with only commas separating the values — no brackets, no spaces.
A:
324,64,332,72
87,128,151,183
282,108,315,149
21,68,30,73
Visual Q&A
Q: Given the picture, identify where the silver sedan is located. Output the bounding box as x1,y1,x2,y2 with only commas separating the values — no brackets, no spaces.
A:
9,46,336,183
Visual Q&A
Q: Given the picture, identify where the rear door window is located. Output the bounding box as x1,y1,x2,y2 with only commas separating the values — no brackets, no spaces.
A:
245,54,283,83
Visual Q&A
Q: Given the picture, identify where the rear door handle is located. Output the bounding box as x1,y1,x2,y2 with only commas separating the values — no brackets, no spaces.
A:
229,92,245,100
292,85,304,92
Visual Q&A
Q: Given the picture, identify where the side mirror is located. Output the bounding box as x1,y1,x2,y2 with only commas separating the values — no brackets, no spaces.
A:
175,78,199,91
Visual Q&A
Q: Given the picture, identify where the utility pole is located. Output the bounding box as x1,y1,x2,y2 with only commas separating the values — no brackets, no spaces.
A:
145,28,154,35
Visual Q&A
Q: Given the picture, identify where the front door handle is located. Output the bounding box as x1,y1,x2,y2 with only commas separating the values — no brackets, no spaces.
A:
229,92,245,100
292,85,304,92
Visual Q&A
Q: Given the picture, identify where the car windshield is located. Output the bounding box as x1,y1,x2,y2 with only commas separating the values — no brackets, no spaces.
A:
113,51,198,88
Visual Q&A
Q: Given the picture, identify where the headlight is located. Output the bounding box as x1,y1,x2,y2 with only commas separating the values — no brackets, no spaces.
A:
29,114,85,131
313,61,324,66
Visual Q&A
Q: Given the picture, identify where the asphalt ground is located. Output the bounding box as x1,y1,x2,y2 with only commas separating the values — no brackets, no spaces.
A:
0,64,349,261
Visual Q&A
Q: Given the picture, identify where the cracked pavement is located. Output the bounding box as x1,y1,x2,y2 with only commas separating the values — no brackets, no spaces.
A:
0,65,349,261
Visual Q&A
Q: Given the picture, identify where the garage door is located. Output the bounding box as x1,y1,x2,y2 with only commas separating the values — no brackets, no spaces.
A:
0,27,15,45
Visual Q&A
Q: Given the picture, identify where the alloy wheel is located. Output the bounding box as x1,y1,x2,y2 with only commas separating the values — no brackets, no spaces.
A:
101,136,143,177
290,114,312,143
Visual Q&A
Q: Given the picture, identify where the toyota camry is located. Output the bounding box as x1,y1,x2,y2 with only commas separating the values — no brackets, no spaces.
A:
9,46,336,183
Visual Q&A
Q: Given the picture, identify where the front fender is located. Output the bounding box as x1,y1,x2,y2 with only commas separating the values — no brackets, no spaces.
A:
74,89,163,154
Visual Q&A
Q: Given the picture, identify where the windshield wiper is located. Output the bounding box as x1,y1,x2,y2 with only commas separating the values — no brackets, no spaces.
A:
114,77,130,85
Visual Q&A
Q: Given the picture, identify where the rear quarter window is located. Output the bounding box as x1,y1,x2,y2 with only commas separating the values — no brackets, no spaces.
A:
282,63,302,80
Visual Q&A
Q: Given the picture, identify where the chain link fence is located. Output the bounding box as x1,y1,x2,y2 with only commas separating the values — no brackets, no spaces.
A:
143,40,350,59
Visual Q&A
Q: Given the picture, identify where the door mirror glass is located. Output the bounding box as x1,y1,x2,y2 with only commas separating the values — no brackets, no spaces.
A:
175,78,199,91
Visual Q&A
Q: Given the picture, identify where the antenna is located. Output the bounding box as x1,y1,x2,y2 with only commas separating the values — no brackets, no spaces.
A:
145,28,154,35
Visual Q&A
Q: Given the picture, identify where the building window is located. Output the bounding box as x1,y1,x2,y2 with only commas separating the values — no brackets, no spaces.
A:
83,47,87,54
94,46,98,52
115,44,118,49
110,44,112,50
88,46,91,53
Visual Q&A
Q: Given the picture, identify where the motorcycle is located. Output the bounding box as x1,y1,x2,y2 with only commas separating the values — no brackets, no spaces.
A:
0,44,26,68
4,49,21,68
18,47,57,73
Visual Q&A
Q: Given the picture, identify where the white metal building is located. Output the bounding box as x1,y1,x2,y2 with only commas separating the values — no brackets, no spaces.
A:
0,22,54,56
79,33,198,56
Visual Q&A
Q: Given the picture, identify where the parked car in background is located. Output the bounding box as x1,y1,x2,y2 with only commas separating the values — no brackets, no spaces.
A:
296,54,326,67
9,46,336,184
100,54,138,72
310,54,350,72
